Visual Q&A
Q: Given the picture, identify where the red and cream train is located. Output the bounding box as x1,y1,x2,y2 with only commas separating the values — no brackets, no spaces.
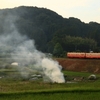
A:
67,52,100,59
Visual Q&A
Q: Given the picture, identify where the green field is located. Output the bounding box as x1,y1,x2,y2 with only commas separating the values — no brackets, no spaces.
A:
0,58,100,100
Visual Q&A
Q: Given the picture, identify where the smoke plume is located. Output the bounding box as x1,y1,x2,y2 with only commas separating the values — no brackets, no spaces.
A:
0,12,65,83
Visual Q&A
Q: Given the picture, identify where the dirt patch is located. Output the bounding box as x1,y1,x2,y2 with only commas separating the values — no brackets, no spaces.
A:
56,58,100,73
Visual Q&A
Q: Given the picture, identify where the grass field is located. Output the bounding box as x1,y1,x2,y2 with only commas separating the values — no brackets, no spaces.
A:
0,58,100,100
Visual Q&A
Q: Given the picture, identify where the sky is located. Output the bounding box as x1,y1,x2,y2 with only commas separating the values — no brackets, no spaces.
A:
0,0,100,23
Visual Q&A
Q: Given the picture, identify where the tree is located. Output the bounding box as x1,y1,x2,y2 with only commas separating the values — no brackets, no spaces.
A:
53,43,63,57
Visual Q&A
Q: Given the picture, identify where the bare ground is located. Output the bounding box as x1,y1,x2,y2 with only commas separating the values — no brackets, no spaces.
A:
56,58,100,74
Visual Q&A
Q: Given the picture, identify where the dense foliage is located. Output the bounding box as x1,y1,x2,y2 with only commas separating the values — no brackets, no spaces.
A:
0,6,100,57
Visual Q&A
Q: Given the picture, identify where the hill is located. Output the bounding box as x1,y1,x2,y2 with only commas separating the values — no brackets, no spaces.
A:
0,6,100,56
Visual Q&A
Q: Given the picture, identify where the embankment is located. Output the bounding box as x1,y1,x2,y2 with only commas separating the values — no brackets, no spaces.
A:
56,58,100,73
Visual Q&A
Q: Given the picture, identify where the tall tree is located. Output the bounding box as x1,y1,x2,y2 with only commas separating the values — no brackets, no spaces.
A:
53,43,63,57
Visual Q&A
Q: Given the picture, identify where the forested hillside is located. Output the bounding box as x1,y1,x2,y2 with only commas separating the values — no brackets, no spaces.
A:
0,6,100,57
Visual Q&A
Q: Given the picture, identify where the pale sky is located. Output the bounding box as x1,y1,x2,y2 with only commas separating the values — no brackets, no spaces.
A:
0,0,100,23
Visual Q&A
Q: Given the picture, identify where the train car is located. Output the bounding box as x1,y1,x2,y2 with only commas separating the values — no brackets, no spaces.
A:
67,52,100,59
67,52,86,58
86,53,100,59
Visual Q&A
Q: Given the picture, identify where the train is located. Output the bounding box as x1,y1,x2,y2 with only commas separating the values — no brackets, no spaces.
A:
67,52,100,59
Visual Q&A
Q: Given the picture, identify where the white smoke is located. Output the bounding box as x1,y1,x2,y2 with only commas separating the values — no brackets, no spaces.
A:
0,12,65,83
42,58,65,83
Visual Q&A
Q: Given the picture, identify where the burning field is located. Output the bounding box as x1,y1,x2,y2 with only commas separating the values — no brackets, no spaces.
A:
0,14,65,83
